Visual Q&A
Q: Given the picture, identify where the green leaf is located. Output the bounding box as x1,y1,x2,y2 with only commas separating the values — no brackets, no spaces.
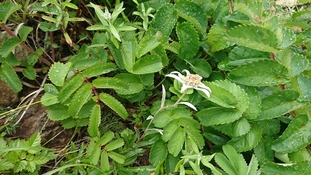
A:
114,73,144,95
0,61,22,92
175,0,207,34
99,93,128,119
228,60,289,86
276,27,296,48
228,123,262,152
153,107,192,128
108,151,126,164
207,22,233,52
132,54,163,74
22,66,36,80
41,92,58,106
176,22,199,60
108,39,124,68
98,131,114,146
197,107,243,126
168,127,184,156
82,62,116,78
92,77,129,90
89,146,101,165
0,159,14,171
0,2,21,23
136,30,162,58
214,118,251,137
275,48,309,77
297,74,311,101
48,62,72,87
47,104,70,121
58,74,84,103
162,119,179,142
88,104,101,137
18,26,33,41
100,151,110,171
121,39,136,72
27,48,44,66
105,138,124,151
150,140,167,165
27,132,41,147
254,136,275,164
226,25,278,52
68,83,93,116
0,37,21,57
187,59,212,78
272,115,311,153
89,3,109,26
259,90,303,120
216,144,248,175
150,3,178,36
261,161,311,175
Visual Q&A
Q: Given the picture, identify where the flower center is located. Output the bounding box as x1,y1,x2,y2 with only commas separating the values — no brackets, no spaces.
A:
184,74,202,86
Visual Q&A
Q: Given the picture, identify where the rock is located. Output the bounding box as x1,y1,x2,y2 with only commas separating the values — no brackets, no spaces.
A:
0,79,19,107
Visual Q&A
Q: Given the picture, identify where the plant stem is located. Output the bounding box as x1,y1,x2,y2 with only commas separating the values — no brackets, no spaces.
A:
137,90,188,142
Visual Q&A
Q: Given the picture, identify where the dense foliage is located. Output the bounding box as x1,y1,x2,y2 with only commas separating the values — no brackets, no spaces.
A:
1,0,311,174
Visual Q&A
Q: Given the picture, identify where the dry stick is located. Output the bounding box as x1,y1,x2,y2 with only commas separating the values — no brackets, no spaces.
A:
0,24,52,66
14,74,48,126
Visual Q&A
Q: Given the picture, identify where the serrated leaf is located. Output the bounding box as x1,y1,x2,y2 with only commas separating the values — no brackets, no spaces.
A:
88,104,101,137
68,83,92,116
261,161,311,175
207,22,233,52
297,74,311,101
243,87,261,120
272,115,311,153
58,74,85,103
98,131,114,146
136,30,162,58
168,127,184,156
89,3,109,26
215,153,236,175
162,119,179,142
248,155,259,175
228,60,289,86
175,0,207,34
82,62,116,78
275,48,308,77
114,73,144,95
108,151,126,164
0,159,14,171
121,39,136,72
27,132,41,147
226,25,278,52
218,144,248,175
14,160,27,173
176,22,199,60
197,107,243,126
22,66,36,80
132,54,163,74
202,82,237,109
214,118,251,137
0,61,22,92
48,62,72,86
277,27,296,48
89,146,101,165
27,48,43,66
47,104,70,121
150,140,167,165
228,124,262,152
150,3,178,36
153,107,192,128
18,26,33,41
108,39,124,69
99,93,128,119
187,59,212,78
105,138,124,151
0,37,21,57
0,2,21,23
254,136,275,164
259,90,303,120
92,77,129,90
100,151,110,171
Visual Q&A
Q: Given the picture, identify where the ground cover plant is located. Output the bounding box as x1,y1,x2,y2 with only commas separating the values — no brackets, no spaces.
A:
1,0,311,174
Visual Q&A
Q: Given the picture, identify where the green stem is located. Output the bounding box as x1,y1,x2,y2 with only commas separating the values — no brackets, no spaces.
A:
137,90,188,142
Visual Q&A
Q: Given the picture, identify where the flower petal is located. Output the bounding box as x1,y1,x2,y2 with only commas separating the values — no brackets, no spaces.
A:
180,84,192,92
198,83,212,93
146,115,154,120
161,85,166,108
166,73,185,84
182,69,191,75
179,102,197,111
195,87,211,98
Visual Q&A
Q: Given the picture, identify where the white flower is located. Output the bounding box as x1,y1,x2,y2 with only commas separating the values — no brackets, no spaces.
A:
103,7,111,21
166,70,211,98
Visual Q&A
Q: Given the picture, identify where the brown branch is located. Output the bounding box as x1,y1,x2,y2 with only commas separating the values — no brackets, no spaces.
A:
0,24,52,66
